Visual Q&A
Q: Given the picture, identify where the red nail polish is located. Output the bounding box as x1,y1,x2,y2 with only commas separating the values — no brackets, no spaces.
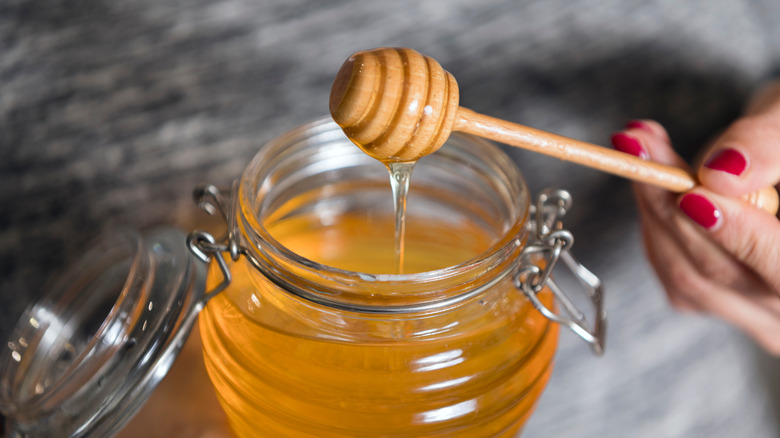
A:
625,120,654,133
704,148,747,176
611,132,648,159
679,193,722,229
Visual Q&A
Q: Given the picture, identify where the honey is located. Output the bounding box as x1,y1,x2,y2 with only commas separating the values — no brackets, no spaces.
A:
197,118,558,437
199,209,557,437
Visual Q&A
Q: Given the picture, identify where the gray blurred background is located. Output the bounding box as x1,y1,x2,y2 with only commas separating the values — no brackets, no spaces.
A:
2,0,780,436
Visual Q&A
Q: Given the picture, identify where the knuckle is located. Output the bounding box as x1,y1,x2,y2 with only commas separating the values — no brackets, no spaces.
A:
725,114,780,148
666,293,699,312
664,263,707,303
667,263,696,292
733,237,761,268
690,248,734,283
728,226,780,289
728,115,765,136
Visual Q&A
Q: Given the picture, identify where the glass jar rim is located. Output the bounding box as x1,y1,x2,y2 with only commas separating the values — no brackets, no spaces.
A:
236,117,531,309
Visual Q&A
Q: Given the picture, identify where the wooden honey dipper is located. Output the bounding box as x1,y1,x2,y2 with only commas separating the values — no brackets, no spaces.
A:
330,47,779,214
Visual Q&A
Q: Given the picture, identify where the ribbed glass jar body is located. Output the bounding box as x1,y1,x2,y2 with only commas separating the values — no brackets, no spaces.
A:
198,118,558,437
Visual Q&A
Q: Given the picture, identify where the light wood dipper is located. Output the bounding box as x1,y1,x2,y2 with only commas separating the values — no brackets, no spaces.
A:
330,47,779,214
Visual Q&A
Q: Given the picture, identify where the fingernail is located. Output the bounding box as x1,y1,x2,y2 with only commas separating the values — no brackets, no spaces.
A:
704,148,747,176
611,132,649,159
625,120,654,134
679,193,722,230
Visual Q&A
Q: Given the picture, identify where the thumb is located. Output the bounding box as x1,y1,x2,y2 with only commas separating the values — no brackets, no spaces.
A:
698,82,780,199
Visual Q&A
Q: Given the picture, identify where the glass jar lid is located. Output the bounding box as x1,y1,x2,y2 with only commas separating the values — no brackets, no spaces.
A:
0,228,207,438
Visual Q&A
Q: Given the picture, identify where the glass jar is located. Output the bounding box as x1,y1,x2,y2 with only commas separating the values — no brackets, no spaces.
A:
195,118,602,437
1,117,604,438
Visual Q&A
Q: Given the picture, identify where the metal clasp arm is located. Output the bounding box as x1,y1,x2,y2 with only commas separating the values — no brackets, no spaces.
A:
516,189,607,355
186,183,241,303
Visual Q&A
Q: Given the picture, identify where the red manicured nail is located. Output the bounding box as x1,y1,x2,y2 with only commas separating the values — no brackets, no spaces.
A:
679,193,722,229
704,148,747,176
611,132,648,159
625,120,654,133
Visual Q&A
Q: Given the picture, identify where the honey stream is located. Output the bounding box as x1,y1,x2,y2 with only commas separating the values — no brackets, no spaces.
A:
385,161,416,274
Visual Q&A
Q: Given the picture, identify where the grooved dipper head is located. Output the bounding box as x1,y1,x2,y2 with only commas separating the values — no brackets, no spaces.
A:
329,47,460,162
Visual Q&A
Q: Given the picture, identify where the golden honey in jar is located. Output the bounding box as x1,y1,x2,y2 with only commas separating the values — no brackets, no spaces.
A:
198,118,559,437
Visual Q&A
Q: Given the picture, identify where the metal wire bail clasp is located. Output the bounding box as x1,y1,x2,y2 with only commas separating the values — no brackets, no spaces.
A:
514,189,607,355
186,182,241,303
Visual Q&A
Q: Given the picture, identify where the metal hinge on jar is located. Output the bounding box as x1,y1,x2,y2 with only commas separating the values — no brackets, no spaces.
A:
187,184,606,355
185,183,238,304
514,188,607,355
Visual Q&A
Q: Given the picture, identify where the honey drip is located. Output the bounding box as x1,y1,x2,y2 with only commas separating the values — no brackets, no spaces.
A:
386,161,416,274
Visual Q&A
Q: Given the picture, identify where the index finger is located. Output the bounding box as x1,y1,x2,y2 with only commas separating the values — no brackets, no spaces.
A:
683,188,780,293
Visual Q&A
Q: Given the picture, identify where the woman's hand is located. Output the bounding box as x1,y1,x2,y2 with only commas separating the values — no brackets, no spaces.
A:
611,81,780,354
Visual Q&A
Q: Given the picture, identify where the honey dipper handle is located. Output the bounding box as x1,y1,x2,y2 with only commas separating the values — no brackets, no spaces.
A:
455,108,779,214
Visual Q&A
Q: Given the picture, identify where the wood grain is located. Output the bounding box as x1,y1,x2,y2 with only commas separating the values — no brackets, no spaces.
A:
331,47,779,214
455,108,780,213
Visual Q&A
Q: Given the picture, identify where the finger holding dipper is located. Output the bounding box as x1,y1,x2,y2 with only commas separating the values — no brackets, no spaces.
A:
329,47,778,214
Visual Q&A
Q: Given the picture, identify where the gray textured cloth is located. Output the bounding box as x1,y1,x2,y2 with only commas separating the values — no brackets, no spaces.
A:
2,0,780,436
